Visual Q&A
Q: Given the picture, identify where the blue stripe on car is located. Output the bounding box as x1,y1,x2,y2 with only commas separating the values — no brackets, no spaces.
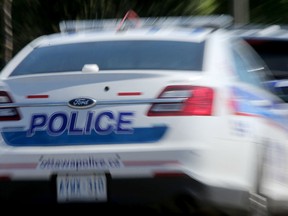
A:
1,126,168,146
232,86,288,130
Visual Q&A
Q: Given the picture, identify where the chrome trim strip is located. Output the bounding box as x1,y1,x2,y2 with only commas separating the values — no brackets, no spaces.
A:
0,98,186,108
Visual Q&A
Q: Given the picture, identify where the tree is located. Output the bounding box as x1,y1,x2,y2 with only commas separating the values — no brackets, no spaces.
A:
10,0,228,55
3,0,288,70
1,0,12,66
250,0,288,24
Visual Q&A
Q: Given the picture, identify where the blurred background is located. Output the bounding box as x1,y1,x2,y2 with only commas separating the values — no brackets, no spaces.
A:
0,0,287,70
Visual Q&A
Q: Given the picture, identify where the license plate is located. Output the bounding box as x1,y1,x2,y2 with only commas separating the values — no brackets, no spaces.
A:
56,174,107,202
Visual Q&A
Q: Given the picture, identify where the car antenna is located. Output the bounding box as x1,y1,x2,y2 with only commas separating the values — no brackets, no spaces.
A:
116,9,140,31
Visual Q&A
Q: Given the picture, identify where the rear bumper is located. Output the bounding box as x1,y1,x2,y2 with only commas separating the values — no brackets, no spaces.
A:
0,174,250,213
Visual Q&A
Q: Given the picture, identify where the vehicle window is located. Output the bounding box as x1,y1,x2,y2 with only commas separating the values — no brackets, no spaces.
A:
10,40,205,76
231,38,273,89
246,39,288,80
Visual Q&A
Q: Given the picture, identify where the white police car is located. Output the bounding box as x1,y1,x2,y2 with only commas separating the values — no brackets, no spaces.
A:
0,14,288,215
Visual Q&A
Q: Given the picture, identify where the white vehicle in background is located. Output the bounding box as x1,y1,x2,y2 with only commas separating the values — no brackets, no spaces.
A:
0,13,288,215
232,25,288,104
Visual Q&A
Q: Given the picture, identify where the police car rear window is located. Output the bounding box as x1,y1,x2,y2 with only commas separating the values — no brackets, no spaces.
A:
11,40,204,76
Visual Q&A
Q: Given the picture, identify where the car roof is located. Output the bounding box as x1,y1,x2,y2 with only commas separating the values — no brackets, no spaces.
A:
31,15,233,47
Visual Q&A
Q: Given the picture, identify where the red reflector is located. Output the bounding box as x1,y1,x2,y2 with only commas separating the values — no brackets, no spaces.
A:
27,95,49,99
147,85,214,116
118,92,142,96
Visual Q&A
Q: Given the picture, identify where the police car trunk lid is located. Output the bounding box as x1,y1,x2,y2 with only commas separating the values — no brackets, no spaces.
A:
0,71,210,147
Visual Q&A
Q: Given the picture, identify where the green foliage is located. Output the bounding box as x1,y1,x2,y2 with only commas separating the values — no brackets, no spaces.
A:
2,0,286,68
250,0,288,24
10,0,226,55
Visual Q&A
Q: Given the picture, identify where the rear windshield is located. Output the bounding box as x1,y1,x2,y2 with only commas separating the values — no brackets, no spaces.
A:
246,39,288,79
11,40,205,76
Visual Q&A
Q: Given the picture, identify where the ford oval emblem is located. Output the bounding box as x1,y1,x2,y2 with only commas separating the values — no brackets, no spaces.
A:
68,97,96,109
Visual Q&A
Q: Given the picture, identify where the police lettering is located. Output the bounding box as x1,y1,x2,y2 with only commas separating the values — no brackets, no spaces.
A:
27,111,134,137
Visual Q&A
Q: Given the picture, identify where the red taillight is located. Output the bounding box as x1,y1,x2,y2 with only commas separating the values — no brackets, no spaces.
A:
147,85,214,116
0,91,21,121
